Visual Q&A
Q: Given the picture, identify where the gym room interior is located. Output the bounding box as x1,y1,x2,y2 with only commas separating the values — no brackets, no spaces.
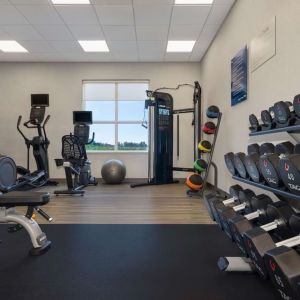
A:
0,0,300,299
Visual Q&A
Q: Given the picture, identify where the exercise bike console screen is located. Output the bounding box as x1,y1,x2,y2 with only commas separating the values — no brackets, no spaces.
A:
73,111,93,125
31,94,49,107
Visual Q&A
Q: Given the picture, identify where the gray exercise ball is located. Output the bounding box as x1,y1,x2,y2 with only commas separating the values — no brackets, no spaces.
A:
101,159,126,184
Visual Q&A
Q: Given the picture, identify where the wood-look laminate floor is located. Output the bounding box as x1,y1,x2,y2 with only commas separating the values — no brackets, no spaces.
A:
21,183,213,224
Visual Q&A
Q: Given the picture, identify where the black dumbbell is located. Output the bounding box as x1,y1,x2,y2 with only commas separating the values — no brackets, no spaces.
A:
210,185,243,227
249,114,261,133
216,189,256,240
270,101,296,128
228,195,273,255
261,110,275,130
259,142,294,188
264,214,300,300
293,94,300,120
278,144,300,195
243,202,295,279
233,153,248,178
224,152,236,176
244,143,275,183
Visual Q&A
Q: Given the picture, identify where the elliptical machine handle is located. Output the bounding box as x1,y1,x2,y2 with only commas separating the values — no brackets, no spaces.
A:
43,115,50,127
42,115,50,143
17,115,29,142
17,115,22,127
87,132,95,144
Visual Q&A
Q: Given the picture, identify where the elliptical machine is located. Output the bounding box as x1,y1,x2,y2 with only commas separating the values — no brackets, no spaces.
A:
54,111,98,196
0,94,56,192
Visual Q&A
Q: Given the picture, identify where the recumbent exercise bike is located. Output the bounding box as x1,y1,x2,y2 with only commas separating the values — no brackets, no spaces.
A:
54,111,97,196
0,94,57,193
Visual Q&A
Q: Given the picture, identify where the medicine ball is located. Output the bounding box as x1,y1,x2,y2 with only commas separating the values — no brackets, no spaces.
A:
186,173,203,190
203,121,216,134
198,140,212,153
206,105,220,118
194,159,207,172
101,159,126,184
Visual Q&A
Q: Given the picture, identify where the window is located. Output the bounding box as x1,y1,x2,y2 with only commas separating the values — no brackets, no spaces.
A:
83,81,149,151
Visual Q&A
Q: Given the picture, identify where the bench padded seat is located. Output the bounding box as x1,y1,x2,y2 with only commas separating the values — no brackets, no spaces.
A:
0,192,50,207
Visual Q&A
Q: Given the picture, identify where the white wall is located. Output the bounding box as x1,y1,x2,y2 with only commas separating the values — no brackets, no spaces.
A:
200,0,300,199
0,62,200,179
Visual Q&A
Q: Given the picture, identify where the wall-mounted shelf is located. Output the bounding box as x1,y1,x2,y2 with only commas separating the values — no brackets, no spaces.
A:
249,124,300,136
232,175,300,201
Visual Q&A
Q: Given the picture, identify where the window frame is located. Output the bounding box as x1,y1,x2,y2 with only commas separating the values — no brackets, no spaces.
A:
82,80,149,153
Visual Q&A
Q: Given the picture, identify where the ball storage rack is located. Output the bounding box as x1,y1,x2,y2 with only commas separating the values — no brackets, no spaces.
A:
187,111,222,198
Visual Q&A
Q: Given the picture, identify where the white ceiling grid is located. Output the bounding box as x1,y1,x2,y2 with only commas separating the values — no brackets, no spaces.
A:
0,0,235,62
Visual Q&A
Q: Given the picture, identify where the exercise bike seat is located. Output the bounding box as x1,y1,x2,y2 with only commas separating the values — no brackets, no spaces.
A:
0,192,50,207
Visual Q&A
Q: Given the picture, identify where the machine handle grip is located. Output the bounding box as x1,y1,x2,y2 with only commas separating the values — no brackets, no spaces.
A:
87,132,95,144
35,208,53,222
43,115,50,127
17,116,22,127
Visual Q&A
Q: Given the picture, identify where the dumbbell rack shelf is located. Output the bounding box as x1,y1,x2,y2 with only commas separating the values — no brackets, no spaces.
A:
250,123,300,136
232,175,300,201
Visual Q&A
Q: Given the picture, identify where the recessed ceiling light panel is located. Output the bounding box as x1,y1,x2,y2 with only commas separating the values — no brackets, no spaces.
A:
51,0,90,4
175,0,214,4
167,41,196,53
0,41,28,53
78,40,110,52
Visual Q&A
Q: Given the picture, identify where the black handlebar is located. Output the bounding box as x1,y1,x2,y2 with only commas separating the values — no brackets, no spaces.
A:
87,132,95,145
43,115,50,127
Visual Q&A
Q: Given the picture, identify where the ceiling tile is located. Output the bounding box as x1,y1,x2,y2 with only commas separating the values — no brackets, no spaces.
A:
0,52,37,62
68,25,104,39
103,26,136,41
165,52,191,61
0,26,12,38
0,5,29,25
136,26,168,41
138,41,167,53
139,50,164,61
206,4,232,25
95,5,134,25
133,0,174,4
10,0,50,4
18,40,55,52
35,25,74,40
16,5,63,25
55,5,99,25
134,5,172,26
171,5,211,25
34,52,70,62
3,25,44,40
213,0,235,5
64,52,113,62
200,24,219,39
48,40,82,52
192,38,211,54
108,41,137,52
91,0,132,4
168,25,203,40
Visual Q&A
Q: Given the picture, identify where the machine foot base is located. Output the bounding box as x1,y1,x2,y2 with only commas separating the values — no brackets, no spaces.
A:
30,240,51,256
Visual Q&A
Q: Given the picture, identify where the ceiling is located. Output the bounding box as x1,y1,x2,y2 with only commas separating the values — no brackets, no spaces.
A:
0,0,235,62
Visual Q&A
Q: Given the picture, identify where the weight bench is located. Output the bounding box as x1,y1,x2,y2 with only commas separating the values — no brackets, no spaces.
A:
0,191,52,256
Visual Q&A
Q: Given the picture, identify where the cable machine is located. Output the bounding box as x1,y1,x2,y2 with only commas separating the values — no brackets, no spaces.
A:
131,81,201,188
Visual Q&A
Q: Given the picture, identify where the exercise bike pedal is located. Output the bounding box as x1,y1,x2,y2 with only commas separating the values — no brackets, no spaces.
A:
29,240,51,256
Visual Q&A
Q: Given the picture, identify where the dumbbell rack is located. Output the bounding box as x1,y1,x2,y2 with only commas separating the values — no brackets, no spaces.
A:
187,112,222,198
232,126,300,210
